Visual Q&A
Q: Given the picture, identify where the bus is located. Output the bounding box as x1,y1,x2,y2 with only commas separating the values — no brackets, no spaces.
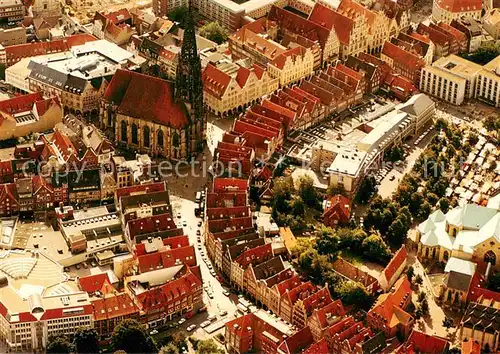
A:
195,191,202,203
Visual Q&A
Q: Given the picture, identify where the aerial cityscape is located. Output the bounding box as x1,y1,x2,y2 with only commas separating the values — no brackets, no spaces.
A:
0,0,498,352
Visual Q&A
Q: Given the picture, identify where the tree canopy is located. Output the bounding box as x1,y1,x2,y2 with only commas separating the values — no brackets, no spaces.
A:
167,6,189,24
199,22,228,44
46,335,72,354
73,328,99,354
111,319,157,353
461,43,500,65
197,339,223,354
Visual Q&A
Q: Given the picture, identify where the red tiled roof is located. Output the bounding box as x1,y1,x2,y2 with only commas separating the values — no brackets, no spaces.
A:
136,269,201,311
399,330,449,354
235,66,252,88
383,246,407,282
135,235,190,256
275,274,303,295
337,0,377,31
309,3,353,45
277,327,314,354
127,213,177,239
323,194,351,226
213,177,249,193
5,34,97,62
435,0,481,12
105,8,132,24
270,46,307,70
103,70,189,129
302,287,333,316
368,276,412,328
252,64,265,79
234,243,273,268
0,161,12,176
137,245,196,273
268,6,332,49
78,273,112,293
382,41,425,69
51,129,76,161
303,338,329,354
408,32,431,44
115,182,166,201
0,92,43,115
313,299,346,329
92,292,138,322
202,64,231,99
32,175,53,195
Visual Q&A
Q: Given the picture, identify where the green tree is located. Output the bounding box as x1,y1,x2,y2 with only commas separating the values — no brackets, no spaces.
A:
335,281,373,309
298,247,332,284
111,319,157,353
298,175,318,207
46,335,72,354
159,343,179,354
315,227,340,259
438,197,450,213
290,237,313,258
168,6,189,23
488,272,500,292
406,266,414,281
420,298,429,315
418,290,426,302
387,217,409,246
337,227,367,250
461,42,500,65
73,328,99,353
271,176,294,214
484,115,500,135
362,234,391,263
199,22,228,44
415,274,423,285
442,317,453,330
356,175,377,204
290,196,306,216
197,339,223,354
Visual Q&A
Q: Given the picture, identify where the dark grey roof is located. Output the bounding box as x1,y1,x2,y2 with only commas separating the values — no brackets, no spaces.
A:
252,256,285,280
68,169,101,192
28,61,87,93
345,55,377,82
134,227,184,244
227,238,265,261
120,190,171,210
462,302,500,334
221,232,260,252
444,271,472,292
361,332,386,354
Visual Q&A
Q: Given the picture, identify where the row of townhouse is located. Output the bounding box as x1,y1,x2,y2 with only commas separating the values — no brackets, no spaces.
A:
114,183,204,329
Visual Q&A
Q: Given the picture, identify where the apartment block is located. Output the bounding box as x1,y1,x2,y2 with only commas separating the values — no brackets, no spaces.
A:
476,56,500,107
420,54,482,105
432,0,481,23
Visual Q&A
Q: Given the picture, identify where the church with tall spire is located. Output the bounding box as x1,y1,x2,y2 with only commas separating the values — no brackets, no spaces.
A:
175,5,206,154
99,5,206,161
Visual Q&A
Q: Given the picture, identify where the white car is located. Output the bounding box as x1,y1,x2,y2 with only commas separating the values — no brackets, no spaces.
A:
149,329,158,335
200,320,211,328
187,324,197,332
219,310,228,317
177,212,181,218
178,318,186,325
182,220,187,227
222,290,230,296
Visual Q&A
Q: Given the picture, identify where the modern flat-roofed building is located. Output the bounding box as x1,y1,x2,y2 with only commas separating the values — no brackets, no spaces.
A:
476,55,500,107
420,54,482,105
0,250,93,352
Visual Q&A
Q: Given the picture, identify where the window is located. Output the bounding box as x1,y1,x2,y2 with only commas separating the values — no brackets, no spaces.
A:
143,126,150,148
120,121,127,142
132,124,138,144
157,130,164,148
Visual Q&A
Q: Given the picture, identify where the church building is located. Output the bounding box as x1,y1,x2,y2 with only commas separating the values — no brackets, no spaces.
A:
99,12,205,160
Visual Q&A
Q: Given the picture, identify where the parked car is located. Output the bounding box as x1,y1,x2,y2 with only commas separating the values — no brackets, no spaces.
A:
177,212,181,218
182,220,187,227
197,221,202,227
200,320,211,328
210,270,216,276
149,329,158,335
222,290,230,296
196,230,201,236
187,324,197,332
198,306,207,313
178,318,186,325
219,310,228,317
208,293,214,299
208,315,217,322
